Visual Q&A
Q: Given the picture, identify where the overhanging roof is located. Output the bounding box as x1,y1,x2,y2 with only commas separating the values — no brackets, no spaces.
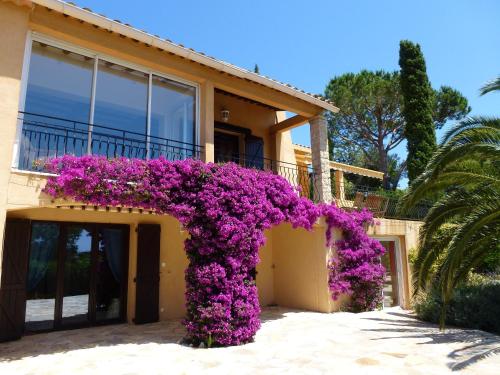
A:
28,0,339,114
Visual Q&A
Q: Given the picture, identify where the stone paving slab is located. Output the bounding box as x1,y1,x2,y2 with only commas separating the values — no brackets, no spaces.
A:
0,307,499,375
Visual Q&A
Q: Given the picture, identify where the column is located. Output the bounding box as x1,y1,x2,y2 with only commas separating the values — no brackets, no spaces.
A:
334,170,345,202
200,80,214,163
309,114,332,203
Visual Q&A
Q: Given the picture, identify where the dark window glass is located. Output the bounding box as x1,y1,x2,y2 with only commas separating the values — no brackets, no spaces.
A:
25,223,60,331
95,227,124,321
61,226,92,325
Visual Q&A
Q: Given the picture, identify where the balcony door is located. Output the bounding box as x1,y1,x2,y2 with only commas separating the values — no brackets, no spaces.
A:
214,131,241,164
19,39,198,169
214,123,264,169
24,222,129,332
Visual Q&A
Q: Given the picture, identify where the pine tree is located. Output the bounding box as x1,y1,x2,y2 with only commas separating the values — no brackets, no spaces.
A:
399,40,436,183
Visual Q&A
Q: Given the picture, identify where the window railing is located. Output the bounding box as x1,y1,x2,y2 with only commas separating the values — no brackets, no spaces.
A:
14,112,429,220
16,111,203,171
332,180,431,221
215,153,318,200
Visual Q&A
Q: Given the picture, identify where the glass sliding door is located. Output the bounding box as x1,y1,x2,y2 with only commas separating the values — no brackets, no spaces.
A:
24,42,94,123
21,42,95,169
93,60,149,158
95,227,126,321
25,223,60,332
19,38,199,170
61,226,92,326
24,222,129,332
150,75,196,159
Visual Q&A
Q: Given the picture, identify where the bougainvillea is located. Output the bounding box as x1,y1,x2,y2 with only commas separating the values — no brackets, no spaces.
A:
42,155,384,346
322,205,386,311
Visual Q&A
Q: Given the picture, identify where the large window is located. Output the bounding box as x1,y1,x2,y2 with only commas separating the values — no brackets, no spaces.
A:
25,222,129,332
20,39,197,166
24,42,94,123
150,75,196,157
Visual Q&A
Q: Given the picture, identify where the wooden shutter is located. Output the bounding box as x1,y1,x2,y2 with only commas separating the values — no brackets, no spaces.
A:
245,135,264,170
0,219,31,342
134,224,161,324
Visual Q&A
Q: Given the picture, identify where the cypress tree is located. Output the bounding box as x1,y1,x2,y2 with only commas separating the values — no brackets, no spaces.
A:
399,40,436,183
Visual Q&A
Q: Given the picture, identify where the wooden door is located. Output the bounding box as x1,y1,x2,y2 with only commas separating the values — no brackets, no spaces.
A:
0,219,31,342
134,224,161,324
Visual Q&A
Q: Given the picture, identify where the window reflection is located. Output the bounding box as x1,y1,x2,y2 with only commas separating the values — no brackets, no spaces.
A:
62,226,91,325
25,223,59,331
150,75,196,159
25,42,94,123
21,41,198,166
95,228,123,321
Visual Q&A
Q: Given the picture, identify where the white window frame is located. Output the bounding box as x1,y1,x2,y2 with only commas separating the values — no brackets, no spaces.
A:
13,31,200,167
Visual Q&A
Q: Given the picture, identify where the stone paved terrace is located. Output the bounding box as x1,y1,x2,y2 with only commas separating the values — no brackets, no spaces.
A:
0,307,499,375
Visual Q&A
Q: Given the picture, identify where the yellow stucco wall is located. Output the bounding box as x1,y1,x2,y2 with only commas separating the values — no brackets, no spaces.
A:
4,171,422,319
6,206,189,321
272,221,339,313
213,91,277,160
367,218,422,308
256,230,275,307
5,171,345,319
0,2,30,283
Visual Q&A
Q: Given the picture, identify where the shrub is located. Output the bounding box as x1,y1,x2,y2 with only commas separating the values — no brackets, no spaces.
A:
414,274,500,334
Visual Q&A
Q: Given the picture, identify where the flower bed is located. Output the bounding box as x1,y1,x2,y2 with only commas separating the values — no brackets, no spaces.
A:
43,155,384,346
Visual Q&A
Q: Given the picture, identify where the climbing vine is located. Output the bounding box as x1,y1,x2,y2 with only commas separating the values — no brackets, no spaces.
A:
43,155,384,346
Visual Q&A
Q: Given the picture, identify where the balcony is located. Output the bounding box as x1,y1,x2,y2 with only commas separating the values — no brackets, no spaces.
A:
214,153,317,200
332,182,430,221
16,112,203,171
14,112,428,221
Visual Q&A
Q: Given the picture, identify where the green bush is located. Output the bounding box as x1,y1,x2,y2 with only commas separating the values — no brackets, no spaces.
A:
414,274,500,334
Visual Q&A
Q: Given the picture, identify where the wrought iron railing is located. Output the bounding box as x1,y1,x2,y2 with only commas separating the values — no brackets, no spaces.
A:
17,111,203,171
15,112,429,220
332,180,431,220
215,153,318,200
215,155,430,220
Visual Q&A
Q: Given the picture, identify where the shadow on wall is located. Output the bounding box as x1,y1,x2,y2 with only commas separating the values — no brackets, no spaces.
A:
361,310,500,372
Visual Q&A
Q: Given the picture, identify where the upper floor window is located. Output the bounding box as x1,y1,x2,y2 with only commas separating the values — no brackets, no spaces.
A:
25,42,94,124
19,40,198,167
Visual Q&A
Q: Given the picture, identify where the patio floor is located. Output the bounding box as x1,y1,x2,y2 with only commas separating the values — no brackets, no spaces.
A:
0,307,499,375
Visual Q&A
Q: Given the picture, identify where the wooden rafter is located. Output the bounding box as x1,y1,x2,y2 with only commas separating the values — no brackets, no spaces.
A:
270,115,308,134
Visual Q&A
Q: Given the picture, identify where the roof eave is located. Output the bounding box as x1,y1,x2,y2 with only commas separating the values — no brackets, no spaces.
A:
30,0,339,114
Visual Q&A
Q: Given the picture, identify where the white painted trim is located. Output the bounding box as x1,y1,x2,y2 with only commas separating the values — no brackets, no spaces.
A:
87,56,99,154
11,168,58,178
12,31,33,169
146,73,152,159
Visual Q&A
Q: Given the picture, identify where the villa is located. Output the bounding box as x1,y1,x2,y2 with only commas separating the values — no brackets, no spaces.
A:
0,0,422,342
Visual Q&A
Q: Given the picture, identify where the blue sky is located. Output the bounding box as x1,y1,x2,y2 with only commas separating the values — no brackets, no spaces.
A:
74,0,499,174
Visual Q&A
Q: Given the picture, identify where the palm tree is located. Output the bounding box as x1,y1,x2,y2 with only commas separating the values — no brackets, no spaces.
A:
400,77,500,327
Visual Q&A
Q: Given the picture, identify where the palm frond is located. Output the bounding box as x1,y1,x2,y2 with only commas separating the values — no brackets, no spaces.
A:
480,76,500,96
